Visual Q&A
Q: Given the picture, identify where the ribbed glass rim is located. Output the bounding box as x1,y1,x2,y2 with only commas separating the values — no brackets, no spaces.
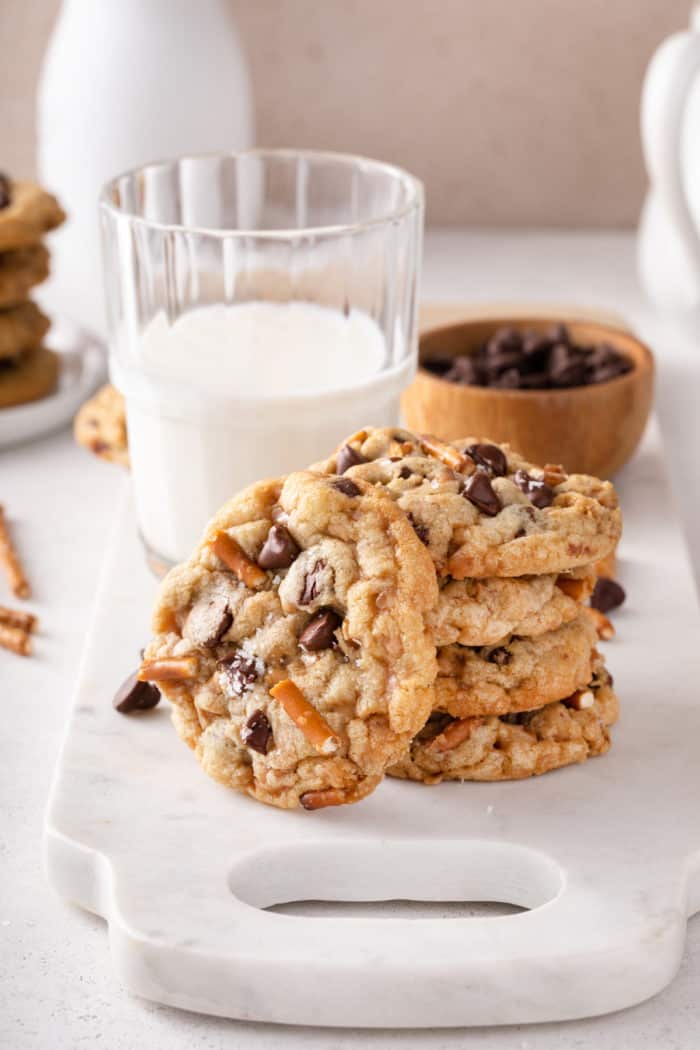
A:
99,148,424,240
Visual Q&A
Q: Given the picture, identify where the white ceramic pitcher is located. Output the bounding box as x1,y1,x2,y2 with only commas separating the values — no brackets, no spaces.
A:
37,0,254,338
638,3,700,313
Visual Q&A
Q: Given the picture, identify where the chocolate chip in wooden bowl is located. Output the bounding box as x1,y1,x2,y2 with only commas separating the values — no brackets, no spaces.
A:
332,477,361,497
219,650,262,697
463,469,502,516
513,469,554,509
241,709,273,754
0,174,11,210
590,576,626,614
466,442,507,477
299,608,342,652
257,524,300,570
113,671,161,714
336,444,367,475
185,593,232,647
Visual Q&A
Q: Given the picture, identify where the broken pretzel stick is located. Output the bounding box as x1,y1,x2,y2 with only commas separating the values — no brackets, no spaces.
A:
427,716,483,753
564,689,595,711
556,575,591,601
300,787,348,811
0,605,37,633
211,531,267,589
138,656,198,682
0,622,31,656
270,678,341,755
542,463,568,487
0,505,30,599
419,434,469,472
585,606,615,641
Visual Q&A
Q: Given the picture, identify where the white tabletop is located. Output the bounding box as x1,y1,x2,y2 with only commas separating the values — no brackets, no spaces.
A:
2,230,699,1049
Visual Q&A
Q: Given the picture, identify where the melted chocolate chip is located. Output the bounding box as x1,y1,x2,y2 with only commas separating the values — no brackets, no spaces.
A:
113,672,161,714
514,469,554,509
332,477,361,497
487,647,511,666
219,651,261,697
398,465,413,480
0,174,11,210
299,559,326,606
257,524,300,570
463,469,502,516
186,594,232,647
590,576,626,614
407,512,429,545
466,442,507,477
336,444,367,475
299,608,342,651
241,709,272,754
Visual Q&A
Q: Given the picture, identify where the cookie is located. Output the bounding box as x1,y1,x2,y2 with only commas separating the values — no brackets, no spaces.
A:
434,613,598,718
74,384,129,467
389,667,618,783
0,176,65,251
0,244,50,307
0,346,59,408
139,471,438,810
314,427,621,578
0,302,51,360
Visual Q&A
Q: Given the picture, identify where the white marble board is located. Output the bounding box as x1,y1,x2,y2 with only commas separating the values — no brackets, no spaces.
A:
44,419,700,1028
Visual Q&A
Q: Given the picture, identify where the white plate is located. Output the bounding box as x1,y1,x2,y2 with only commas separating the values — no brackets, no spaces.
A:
0,315,107,450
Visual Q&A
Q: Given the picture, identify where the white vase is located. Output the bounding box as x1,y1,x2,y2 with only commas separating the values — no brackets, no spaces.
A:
639,3,700,315
37,0,254,338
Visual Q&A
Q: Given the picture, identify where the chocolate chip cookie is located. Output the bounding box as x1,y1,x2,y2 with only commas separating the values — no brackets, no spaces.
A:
0,302,51,360
389,665,618,783
434,613,598,718
0,244,50,307
140,471,438,810
0,176,65,250
0,345,59,408
74,384,129,467
314,427,621,578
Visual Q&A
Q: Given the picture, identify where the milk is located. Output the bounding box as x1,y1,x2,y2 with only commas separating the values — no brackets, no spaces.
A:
112,300,412,565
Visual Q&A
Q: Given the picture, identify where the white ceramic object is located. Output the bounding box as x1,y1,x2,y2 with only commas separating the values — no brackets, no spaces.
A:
639,3,700,312
36,0,254,338
0,317,105,450
45,420,700,1028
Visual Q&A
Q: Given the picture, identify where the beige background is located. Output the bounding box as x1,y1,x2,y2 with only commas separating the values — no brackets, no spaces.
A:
0,0,690,227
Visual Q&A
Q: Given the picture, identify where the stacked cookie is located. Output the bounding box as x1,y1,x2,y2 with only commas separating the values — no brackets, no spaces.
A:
136,426,621,810
0,173,65,409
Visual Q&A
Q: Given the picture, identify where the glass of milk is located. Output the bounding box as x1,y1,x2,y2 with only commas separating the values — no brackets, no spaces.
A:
100,150,424,568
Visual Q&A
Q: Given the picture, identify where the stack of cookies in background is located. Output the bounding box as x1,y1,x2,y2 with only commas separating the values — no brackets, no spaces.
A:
131,425,622,811
0,173,65,409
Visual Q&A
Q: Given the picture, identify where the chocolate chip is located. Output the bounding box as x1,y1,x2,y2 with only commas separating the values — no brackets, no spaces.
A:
300,559,326,606
219,651,261,696
299,608,342,651
333,477,361,497
0,174,11,210
463,469,502,516
407,512,429,545
590,577,626,614
399,465,413,480
514,469,554,509
466,442,507,477
113,672,160,714
487,647,511,666
336,444,367,475
241,709,272,754
549,344,587,387
186,594,232,647
257,524,300,570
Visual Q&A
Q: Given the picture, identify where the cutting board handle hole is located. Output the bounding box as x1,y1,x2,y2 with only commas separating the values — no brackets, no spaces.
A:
229,840,563,914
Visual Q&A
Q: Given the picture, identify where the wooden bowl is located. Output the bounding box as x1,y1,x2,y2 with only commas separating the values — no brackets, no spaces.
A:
402,317,655,477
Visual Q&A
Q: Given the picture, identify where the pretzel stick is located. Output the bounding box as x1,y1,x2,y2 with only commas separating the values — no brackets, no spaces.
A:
0,622,31,656
428,716,483,753
0,505,30,599
556,576,591,601
419,434,469,472
138,656,198,681
0,605,37,632
270,678,341,755
300,788,348,811
585,606,615,640
211,531,267,588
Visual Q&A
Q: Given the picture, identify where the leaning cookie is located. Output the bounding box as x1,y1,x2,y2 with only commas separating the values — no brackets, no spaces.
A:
314,427,621,579
0,175,66,250
74,384,129,467
434,613,598,718
0,244,50,307
389,668,618,783
140,471,438,810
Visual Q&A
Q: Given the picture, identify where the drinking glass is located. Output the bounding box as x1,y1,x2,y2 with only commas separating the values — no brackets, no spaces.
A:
100,149,424,569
